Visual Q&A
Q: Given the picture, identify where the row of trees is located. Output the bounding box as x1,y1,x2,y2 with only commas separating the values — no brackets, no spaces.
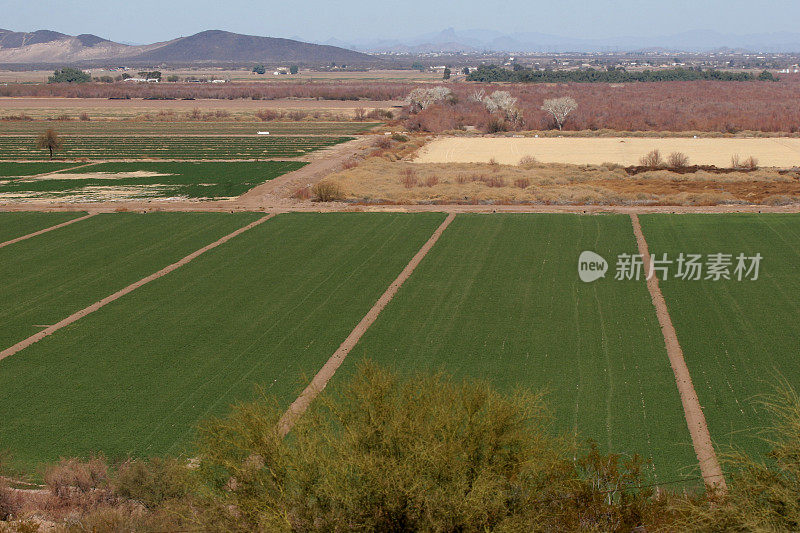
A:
252,64,299,74
467,65,770,83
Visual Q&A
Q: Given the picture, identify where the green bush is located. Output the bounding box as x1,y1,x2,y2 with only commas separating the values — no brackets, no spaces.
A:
113,457,196,510
48,68,91,83
194,362,675,532
311,180,344,202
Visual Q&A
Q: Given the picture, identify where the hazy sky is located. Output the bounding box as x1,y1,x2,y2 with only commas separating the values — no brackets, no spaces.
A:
2,0,798,43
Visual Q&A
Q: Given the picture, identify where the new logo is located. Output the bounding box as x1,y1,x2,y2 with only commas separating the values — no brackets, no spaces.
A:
578,251,608,283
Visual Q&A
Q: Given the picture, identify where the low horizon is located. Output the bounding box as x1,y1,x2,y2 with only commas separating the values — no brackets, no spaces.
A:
1,0,799,50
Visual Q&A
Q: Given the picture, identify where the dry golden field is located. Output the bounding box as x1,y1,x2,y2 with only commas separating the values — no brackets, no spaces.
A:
415,136,800,168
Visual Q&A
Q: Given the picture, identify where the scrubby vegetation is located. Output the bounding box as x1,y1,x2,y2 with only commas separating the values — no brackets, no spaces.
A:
2,363,799,531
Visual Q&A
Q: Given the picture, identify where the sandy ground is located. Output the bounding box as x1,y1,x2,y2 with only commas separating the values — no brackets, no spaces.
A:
416,137,800,168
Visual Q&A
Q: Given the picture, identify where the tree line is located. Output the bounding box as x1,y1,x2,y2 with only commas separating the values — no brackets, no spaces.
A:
466,65,775,83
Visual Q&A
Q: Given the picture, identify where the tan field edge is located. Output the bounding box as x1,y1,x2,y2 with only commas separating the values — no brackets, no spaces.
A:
630,213,728,492
0,213,275,362
277,212,457,437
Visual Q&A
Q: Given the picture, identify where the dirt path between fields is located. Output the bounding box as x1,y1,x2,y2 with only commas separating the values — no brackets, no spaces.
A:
0,212,97,249
0,214,274,362
236,135,380,208
277,212,456,437
630,213,727,492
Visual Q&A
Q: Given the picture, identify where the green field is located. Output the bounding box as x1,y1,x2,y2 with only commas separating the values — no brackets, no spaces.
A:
0,211,86,242
0,162,82,177
639,214,800,459
0,122,379,135
0,212,261,351
343,214,698,483
0,161,306,200
0,135,353,160
0,212,446,471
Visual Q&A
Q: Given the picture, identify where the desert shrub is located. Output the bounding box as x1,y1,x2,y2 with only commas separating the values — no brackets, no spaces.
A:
311,181,343,202
391,133,409,143
424,176,439,187
401,167,418,188
113,458,195,510
640,149,665,168
487,116,509,133
293,186,312,200
55,114,72,121
78,112,90,121
514,178,531,188
667,151,690,168
366,108,393,120
763,194,797,206
601,161,624,171
45,456,113,509
194,361,683,532
353,107,366,121
518,155,537,167
340,158,359,170
255,109,278,121
456,175,469,184
731,154,759,170
374,136,392,149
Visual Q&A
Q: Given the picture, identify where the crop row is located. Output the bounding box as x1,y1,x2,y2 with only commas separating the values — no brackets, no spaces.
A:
0,135,353,160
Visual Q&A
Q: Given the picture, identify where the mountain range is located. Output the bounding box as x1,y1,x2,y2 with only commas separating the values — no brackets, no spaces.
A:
0,29,377,65
319,28,800,54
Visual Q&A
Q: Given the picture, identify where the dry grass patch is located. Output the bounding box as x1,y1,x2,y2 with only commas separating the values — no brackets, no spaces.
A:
326,156,800,206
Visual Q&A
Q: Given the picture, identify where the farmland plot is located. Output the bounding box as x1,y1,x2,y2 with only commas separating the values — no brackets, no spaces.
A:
639,214,800,459
344,214,698,483
0,135,353,160
0,161,306,201
0,162,82,177
0,213,446,470
0,212,260,351
0,122,379,135
0,211,87,242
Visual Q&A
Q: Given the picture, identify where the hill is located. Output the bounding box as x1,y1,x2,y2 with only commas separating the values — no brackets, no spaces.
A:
0,28,376,66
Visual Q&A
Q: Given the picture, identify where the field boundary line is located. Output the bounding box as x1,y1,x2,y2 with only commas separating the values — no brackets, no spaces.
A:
0,213,97,249
629,213,727,492
0,213,275,363
277,213,457,436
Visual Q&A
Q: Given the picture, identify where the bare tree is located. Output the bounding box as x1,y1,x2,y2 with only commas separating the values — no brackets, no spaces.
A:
36,129,63,159
480,91,523,125
541,97,577,130
405,87,453,113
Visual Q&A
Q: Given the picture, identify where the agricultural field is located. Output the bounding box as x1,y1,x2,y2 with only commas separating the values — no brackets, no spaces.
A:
415,137,800,167
343,214,698,483
0,121,380,135
0,134,353,160
0,162,83,177
0,212,446,471
0,161,306,201
0,211,86,241
0,212,261,351
638,214,800,460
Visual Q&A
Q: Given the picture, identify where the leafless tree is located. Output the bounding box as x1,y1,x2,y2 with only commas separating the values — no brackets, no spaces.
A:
405,87,453,113
541,97,578,130
36,129,63,159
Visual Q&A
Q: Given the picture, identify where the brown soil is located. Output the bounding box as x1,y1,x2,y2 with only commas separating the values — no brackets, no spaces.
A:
0,213,96,248
630,213,727,492
277,213,457,437
0,214,274,362
237,135,380,208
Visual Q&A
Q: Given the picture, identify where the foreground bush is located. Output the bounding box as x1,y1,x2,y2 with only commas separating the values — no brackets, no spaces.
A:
3,366,800,531
194,362,676,532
